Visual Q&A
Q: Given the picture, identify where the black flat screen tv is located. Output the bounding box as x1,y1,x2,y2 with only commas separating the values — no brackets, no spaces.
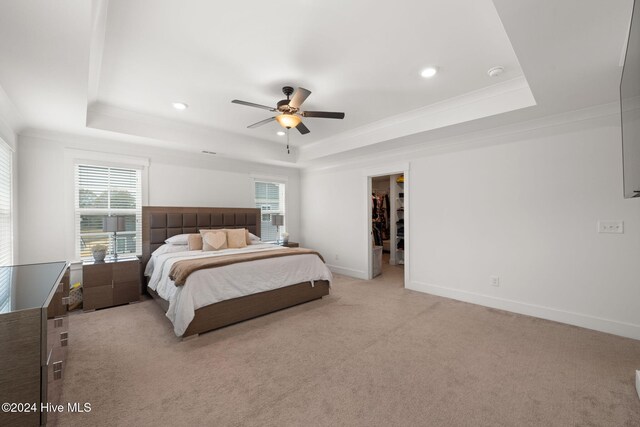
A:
621,0,640,198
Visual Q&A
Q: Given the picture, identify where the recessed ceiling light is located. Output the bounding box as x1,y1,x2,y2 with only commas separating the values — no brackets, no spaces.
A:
420,67,438,78
277,131,286,136
172,102,188,110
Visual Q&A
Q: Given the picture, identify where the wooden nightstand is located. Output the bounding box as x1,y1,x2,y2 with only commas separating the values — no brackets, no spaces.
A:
281,242,299,248
83,256,140,311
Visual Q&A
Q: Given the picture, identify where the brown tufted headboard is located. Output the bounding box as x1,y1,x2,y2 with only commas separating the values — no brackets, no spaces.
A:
141,206,261,272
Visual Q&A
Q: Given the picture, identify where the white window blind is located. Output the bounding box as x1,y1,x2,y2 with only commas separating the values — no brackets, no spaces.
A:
0,140,12,312
254,180,285,242
0,140,12,268
74,164,142,259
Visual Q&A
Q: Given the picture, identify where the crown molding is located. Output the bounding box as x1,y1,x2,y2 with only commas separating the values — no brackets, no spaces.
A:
0,83,25,147
298,76,536,162
87,0,109,106
302,101,621,174
86,102,297,165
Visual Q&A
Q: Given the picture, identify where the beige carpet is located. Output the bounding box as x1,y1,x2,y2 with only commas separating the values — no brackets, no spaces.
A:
58,260,640,427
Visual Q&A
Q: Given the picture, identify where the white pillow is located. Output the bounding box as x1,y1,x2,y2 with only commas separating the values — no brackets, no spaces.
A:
164,234,191,245
151,243,189,257
146,244,191,278
248,232,261,243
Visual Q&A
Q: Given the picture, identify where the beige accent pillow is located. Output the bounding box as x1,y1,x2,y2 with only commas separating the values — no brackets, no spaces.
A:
226,228,247,249
218,228,252,246
200,230,227,251
187,234,202,251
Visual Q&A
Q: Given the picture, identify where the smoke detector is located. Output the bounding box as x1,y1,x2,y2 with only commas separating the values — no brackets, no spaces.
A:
488,66,504,77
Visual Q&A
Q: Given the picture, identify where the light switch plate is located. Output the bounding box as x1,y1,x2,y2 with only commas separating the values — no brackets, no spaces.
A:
597,220,624,234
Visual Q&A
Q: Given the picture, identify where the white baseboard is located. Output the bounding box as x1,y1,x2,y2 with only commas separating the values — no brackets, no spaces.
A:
326,264,368,280
409,281,640,341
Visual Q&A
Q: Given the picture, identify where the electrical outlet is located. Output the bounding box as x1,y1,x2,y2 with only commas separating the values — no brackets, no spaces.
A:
597,220,624,234
335,254,339,261
490,276,500,287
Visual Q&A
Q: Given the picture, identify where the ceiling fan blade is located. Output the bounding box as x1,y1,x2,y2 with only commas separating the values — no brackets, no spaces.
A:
288,87,311,109
302,111,345,119
247,117,276,128
232,99,276,112
296,121,310,135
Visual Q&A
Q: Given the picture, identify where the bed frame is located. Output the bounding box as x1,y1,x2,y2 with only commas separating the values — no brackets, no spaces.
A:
142,206,330,338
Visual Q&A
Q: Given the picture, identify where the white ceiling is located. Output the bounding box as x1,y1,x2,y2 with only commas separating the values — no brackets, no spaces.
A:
0,0,92,131
0,0,633,167
96,0,523,143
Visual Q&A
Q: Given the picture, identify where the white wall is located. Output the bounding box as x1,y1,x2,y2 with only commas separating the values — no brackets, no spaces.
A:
301,111,640,339
0,96,18,266
17,131,300,264
302,169,366,277
621,97,640,198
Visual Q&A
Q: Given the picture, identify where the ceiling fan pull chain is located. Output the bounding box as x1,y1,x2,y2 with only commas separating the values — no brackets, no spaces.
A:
287,129,290,154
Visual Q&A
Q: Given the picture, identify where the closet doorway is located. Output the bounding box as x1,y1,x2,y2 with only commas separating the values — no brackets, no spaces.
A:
368,171,407,285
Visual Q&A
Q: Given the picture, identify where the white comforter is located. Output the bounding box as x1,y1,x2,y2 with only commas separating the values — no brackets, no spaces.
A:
146,243,333,336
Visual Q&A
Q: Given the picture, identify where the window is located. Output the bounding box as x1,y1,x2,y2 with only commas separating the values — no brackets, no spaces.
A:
0,139,12,267
75,164,142,259
0,139,12,312
254,180,285,242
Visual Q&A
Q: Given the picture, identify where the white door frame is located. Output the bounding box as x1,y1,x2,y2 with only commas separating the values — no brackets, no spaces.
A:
363,162,410,287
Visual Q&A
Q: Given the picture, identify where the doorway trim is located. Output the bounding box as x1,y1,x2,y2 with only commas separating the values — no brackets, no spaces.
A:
363,162,410,287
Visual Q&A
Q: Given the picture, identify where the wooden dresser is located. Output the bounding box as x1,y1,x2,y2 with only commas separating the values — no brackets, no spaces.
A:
0,262,70,427
83,257,140,311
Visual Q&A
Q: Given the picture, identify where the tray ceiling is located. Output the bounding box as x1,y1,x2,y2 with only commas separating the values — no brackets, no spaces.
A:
0,0,633,166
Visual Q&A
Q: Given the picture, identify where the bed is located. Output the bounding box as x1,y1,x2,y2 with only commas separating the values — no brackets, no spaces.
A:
142,206,331,338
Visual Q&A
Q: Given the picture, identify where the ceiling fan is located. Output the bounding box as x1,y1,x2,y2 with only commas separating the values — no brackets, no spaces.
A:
231,86,345,135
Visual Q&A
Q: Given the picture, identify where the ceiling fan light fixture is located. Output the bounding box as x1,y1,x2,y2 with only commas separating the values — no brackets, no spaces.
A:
275,114,301,129
233,86,344,136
